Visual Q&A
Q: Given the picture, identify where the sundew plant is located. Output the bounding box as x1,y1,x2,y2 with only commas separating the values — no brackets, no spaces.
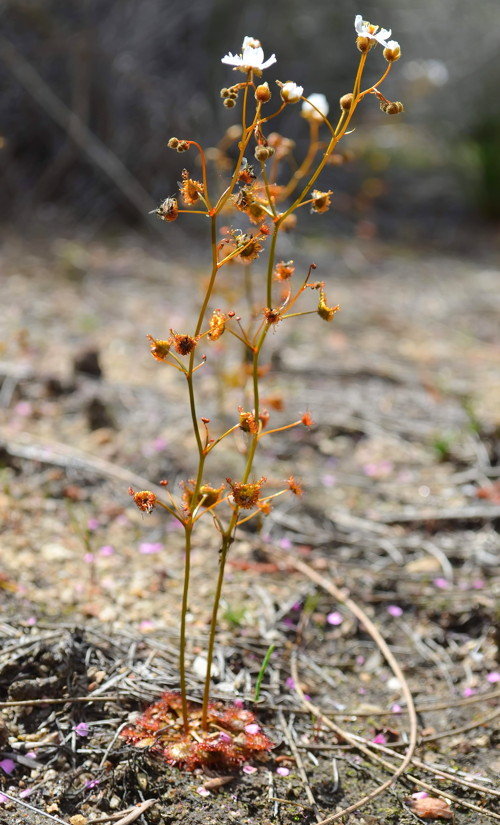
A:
124,16,403,770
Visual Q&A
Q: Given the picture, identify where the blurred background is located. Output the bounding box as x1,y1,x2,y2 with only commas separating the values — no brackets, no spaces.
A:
1,0,500,248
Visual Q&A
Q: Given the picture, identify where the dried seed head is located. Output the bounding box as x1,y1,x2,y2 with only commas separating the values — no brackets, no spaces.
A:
170,331,198,355
236,235,264,264
224,98,236,108
380,100,404,115
356,35,375,53
254,145,272,162
255,82,271,102
274,260,295,281
167,137,180,149
147,334,171,361
317,289,340,321
263,307,282,325
226,477,267,509
179,170,204,205
208,309,226,341
177,140,190,153
128,487,157,513
311,189,333,214
153,197,179,222
340,93,354,111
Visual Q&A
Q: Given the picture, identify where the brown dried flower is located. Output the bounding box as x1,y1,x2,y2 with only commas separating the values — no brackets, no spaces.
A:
238,407,259,434
170,331,198,355
128,487,157,513
208,310,226,341
179,169,204,206
286,476,303,496
147,335,171,361
226,477,267,509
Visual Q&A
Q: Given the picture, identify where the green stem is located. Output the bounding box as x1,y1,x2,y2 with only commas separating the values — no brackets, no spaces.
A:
201,532,232,728
179,525,193,732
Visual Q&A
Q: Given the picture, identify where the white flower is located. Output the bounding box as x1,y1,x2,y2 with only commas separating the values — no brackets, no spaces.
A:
301,93,329,121
354,14,392,46
221,37,276,74
280,81,304,104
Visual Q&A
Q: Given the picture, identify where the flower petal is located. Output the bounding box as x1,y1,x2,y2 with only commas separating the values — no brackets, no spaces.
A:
221,53,243,66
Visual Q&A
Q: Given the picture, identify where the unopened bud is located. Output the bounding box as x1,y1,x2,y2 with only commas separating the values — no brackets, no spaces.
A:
383,41,401,62
255,145,271,162
340,93,353,111
255,82,271,102
224,98,236,108
280,81,304,104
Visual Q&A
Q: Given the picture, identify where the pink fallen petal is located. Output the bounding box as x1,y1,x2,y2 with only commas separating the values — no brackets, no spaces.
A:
462,687,477,697
98,545,115,556
391,703,402,714
285,677,295,689
387,605,403,617
244,724,260,735
73,722,90,737
87,518,100,531
196,786,211,797
433,578,450,589
326,611,343,626
276,766,290,776
487,672,500,684
371,733,387,744
242,764,257,774
139,542,163,554
412,791,429,799
0,759,16,775
83,553,95,564
19,788,33,799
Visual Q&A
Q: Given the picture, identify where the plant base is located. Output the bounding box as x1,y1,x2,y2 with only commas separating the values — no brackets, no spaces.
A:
121,691,274,770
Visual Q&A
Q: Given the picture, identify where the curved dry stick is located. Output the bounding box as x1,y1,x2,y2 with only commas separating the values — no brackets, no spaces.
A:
279,552,418,825
346,731,500,820
291,656,500,822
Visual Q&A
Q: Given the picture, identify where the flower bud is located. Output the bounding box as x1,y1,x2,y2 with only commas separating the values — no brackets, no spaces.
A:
383,41,401,62
220,87,230,98
224,98,236,108
340,93,353,111
167,137,179,149
255,82,271,102
280,81,304,104
177,140,190,152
